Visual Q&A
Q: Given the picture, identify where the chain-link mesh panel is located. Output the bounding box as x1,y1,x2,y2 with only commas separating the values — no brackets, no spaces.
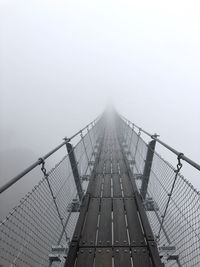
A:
117,116,200,267
147,152,200,267
0,119,103,266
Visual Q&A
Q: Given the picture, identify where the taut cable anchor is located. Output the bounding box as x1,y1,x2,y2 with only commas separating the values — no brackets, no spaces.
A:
157,153,183,241
176,153,183,173
39,158,48,177
151,133,160,139
39,158,69,242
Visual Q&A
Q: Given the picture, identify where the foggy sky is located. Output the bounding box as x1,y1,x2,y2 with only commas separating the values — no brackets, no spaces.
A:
1,0,200,190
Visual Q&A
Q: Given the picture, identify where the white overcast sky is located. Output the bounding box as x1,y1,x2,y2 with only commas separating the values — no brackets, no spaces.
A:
0,0,200,189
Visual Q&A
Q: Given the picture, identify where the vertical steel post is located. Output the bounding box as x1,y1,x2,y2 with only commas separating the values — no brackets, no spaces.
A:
131,128,141,173
124,121,130,144
66,142,83,201
80,132,89,162
128,124,134,149
87,126,94,156
141,139,156,200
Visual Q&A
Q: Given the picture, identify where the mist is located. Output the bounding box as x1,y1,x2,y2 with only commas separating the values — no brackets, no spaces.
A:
1,0,200,199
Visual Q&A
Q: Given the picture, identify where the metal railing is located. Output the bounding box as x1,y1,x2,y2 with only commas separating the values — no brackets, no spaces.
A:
120,114,200,172
0,117,105,266
117,115,200,267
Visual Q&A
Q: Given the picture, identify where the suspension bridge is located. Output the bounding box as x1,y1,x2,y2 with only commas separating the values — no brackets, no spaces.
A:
0,111,200,267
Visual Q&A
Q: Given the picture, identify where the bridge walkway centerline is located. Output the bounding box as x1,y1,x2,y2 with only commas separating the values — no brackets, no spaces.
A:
65,120,162,267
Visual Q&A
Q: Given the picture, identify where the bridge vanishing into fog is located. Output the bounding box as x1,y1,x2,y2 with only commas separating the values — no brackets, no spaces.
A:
0,111,200,267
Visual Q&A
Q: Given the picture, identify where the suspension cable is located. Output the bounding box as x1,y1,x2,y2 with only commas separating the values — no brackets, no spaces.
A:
0,117,99,194
120,115,200,172
157,153,183,240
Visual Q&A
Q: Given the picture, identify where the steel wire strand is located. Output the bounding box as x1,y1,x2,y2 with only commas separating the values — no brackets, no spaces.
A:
0,123,102,266
118,118,200,267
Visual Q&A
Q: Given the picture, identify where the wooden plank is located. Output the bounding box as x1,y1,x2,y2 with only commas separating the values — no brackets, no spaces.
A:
121,174,133,197
115,149,122,158
76,248,95,267
118,159,127,174
114,248,132,267
105,159,111,174
124,198,145,247
96,160,104,174
117,151,123,160
80,198,100,246
131,247,152,267
97,198,112,246
113,198,128,246
105,151,111,160
95,248,112,267
102,175,111,197
112,175,122,197
89,175,103,197
112,159,119,174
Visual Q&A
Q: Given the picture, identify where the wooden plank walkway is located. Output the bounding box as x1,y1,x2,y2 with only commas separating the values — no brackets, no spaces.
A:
65,123,162,267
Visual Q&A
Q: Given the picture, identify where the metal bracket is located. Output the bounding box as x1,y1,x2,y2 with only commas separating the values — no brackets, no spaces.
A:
133,173,143,180
159,246,180,266
88,160,95,166
81,175,90,181
144,197,159,211
49,244,69,264
159,245,176,254
67,198,80,212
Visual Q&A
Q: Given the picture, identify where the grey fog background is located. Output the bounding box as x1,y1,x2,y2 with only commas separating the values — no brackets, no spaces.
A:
0,0,200,216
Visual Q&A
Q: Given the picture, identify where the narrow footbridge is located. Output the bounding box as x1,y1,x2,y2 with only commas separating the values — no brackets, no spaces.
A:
0,112,200,267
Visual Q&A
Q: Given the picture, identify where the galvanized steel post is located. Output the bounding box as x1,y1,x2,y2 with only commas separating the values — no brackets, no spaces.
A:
141,139,156,200
65,141,83,201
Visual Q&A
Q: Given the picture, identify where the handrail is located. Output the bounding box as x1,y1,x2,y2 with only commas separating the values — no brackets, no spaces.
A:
120,114,200,172
0,117,99,194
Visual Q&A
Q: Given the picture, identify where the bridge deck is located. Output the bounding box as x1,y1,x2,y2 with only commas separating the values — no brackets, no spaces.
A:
65,123,161,267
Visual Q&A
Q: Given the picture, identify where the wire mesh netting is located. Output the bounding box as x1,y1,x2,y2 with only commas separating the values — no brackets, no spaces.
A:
118,117,200,267
0,119,104,267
